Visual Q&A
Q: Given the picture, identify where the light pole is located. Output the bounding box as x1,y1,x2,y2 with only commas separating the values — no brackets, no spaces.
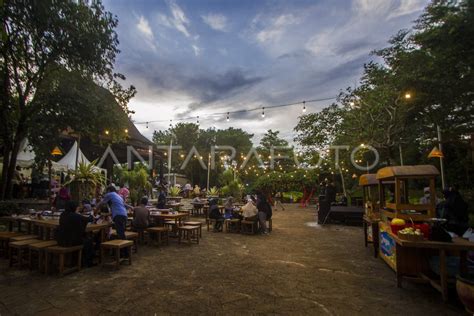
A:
207,153,211,191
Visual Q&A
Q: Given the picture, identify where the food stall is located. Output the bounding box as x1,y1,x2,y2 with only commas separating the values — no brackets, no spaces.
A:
359,174,380,257
375,165,474,302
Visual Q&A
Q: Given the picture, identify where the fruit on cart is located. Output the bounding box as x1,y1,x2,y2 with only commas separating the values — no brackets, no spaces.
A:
399,227,423,236
391,218,406,226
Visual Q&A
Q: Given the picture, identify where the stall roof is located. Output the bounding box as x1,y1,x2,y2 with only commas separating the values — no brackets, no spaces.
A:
358,174,378,186
376,165,439,180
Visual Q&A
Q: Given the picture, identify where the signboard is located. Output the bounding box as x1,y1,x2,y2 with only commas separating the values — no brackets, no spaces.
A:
379,223,397,271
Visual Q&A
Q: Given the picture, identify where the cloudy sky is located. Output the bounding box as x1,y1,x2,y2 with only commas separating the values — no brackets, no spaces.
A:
103,0,429,144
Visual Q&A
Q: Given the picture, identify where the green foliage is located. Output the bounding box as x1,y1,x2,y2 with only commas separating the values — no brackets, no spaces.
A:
169,186,181,197
208,186,219,196
153,124,254,188
117,165,151,205
294,0,474,188
1,0,136,199
66,161,106,201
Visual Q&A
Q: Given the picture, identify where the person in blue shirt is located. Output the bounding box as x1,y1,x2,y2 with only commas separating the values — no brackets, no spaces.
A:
96,186,132,243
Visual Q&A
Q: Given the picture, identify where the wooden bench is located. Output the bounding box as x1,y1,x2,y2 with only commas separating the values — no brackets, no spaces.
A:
100,240,133,269
111,230,139,253
45,245,83,276
146,227,169,246
225,219,241,233
9,239,43,268
0,231,22,258
29,240,58,272
183,221,203,237
206,218,224,232
10,234,40,242
178,226,200,244
241,220,258,235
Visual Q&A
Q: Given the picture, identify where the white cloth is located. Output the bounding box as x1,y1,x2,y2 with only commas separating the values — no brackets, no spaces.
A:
241,201,257,218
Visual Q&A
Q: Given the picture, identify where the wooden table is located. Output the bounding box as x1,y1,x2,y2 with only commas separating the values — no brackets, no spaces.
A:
165,203,183,212
190,202,206,216
3,217,110,242
382,225,474,302
149,211,189,235
363,215,380,258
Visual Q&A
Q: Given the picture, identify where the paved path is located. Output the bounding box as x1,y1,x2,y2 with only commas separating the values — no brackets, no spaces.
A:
0,204,464,315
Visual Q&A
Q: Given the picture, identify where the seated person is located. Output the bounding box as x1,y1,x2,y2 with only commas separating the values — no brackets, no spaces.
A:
241,200,258,221
208,199,224,232
224,197,234,219
133,197,150,230
80,199,94,222
56,200,94,267
192,195,202,203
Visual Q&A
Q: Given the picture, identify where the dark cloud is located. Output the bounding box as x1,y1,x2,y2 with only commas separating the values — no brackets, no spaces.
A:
186,69,266,104
123,60,265,110
334,39,375,56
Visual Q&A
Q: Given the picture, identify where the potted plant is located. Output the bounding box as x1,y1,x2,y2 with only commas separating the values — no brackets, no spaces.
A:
67,160,106,202
167,186,182,203
208,186,219,198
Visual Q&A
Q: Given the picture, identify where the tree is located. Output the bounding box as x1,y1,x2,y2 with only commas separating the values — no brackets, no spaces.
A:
0,0,135,198
28,66,130,167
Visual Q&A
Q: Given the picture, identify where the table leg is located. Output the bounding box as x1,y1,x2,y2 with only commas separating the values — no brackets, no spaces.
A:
9,221,13,232
439,249,448,302
363,221,368,247
373,223,379,258
396,243,403,288
460,250,468,275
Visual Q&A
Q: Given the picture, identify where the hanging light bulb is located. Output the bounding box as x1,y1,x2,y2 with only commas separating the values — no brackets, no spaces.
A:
302,101,306,113
261,107,265,118
196,116,199,125
146,122,149,129
169,119,172,128
226,112,230,122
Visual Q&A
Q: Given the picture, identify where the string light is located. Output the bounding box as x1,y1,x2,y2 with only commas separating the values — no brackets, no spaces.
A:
302,101,306,113
261,107,265,118
226,112,229,122
169,120,172,128
146,122,149,128
196,116,199,125
134,96,337,126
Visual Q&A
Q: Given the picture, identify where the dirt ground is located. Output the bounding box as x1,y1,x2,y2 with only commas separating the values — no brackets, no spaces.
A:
0,203,465,315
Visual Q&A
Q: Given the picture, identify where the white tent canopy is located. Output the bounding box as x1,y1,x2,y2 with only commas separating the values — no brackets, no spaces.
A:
16,139,36,167
57,141,91,170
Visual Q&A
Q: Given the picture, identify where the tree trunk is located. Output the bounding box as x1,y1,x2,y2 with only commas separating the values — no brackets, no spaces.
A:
0,143,12,200
5,135,22,199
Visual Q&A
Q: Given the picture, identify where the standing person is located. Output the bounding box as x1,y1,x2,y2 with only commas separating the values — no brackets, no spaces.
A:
96,186,131,244
156,186,167,209
257,194,272,235
441,186,469,236
274,192,285,211
55,185,71,210
118,185,130,203
325,182,336,205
